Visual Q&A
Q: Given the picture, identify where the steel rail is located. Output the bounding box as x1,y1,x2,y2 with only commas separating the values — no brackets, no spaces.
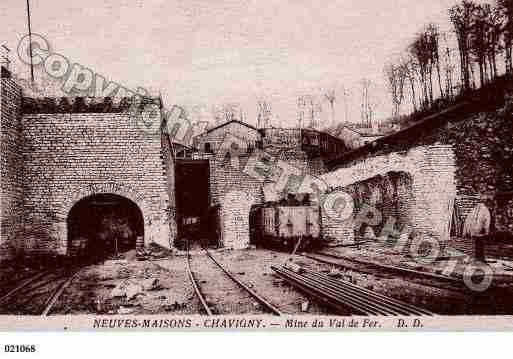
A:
301,268,434,315
0,271,51,305
304,253,383,276
41,269,82,316
274,266,408,315
185,244,213,316
305,252,467,295
271,267,359,315
300,271,414,315
286,267,405,315
304,269,433,315
296,266,434,315
312,251,463,284
204,248,282,316
0,268,82,315
15,272,69,296
272,266,379,315
272,266,434,316
302,271,427,315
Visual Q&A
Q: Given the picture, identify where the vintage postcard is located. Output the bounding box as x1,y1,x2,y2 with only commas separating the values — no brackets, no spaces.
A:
1,0,513,333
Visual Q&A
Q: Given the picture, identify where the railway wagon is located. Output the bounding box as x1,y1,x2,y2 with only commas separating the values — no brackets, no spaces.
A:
250,205,321,251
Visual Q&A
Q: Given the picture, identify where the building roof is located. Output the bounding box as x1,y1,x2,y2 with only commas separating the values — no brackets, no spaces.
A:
326,102,471,170
333,125,388,137
204,119,259,135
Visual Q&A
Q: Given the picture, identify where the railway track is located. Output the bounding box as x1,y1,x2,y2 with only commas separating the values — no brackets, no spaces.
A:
272,265,434,316
0,267,82,315
304,251,468,293
186,245,281,316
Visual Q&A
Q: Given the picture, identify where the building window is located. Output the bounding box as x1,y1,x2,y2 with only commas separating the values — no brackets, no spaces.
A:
205,142,212,153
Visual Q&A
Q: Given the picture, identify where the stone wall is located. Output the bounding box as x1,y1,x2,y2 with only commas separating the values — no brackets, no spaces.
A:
343,171,415,237
219,190,258,249
20,99,174,256
438,107,513,236
161,129,177,243
321,145,457,243
323,96,513,244
0,71,24,259
209,154,263,249
320,206,355,244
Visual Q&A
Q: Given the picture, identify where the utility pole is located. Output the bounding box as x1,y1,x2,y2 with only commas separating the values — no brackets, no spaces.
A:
342,86,349,124
26,0,35,83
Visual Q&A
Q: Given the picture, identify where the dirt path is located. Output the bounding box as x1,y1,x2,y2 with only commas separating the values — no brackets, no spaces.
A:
51,252,198,315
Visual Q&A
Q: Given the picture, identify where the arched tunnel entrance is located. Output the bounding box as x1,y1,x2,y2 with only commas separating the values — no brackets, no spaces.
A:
67,194,144,260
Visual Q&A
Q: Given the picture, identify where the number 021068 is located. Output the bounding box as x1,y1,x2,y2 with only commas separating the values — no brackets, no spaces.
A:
4,345,36,353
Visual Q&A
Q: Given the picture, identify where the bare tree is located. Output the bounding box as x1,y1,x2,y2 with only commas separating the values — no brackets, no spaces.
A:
384,60,408,119
442,32,456,99
410,33,430,107
297,94,322,129
470,4,492,87
324,89,336,127
360,79,377,127
341,86,350,124
497,0,513,74
450,0,476,92
486,6,503,80
313,100,323,130
257,100,272,128
308,96,322,129
297,95,307,129
404,55,420,112
426,24,444,99
212,103,241,125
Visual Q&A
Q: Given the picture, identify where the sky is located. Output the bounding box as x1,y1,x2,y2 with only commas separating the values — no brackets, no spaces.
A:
1,0,465,127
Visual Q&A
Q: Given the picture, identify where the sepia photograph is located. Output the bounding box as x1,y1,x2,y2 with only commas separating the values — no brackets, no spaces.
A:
1,0,513,333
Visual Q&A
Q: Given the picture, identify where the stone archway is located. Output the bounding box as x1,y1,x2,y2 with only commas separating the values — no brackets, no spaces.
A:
57,183,151,255
67,193,144,259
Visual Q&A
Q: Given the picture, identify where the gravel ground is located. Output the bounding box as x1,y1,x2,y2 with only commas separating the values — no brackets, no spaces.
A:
50,248,336,315
8,246,500,316
51,251,198,315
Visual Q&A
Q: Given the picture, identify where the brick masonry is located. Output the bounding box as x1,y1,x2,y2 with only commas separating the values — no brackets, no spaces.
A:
21,109,173,255
209,155,264,249
0,74,24,259
0,75,176,259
